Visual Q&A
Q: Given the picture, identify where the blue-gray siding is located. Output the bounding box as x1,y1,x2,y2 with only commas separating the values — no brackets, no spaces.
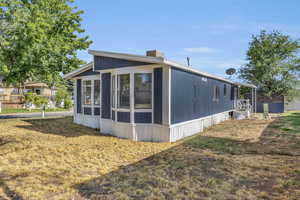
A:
154,68,163,124
112,110,115,121
101,73,111,118
94,107,100,116
117,112,130,123
171,67,234,124
76,79,82,113
94,56,151,70
75,68,98,77
84,107,92,115
135,112,152,123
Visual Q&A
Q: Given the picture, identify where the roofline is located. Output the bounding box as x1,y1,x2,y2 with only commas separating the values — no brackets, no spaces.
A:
235,82,257,88
66,50,255,88
88,49,164,64
63,62,93,80
164,60,236,85
88,50,235,84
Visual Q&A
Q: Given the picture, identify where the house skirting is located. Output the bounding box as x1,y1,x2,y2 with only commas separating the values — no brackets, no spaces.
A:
73,110,231,142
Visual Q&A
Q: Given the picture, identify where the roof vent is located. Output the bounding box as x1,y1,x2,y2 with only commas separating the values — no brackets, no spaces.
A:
146,50,164,58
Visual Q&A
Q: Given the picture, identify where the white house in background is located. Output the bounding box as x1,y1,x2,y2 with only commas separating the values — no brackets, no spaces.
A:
64,50,256,142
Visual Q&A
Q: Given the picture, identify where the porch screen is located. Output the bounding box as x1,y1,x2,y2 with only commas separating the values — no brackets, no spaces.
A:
83,80,92,105
134,73,152,109
117,74,130,109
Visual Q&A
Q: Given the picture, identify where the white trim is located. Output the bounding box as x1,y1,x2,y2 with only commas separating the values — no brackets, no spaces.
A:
97,64,158,74
110,68,154,124
130,72,134,124
134,109,152,113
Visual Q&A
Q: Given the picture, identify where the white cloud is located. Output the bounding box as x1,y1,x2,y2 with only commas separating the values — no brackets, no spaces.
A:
183,47,218,54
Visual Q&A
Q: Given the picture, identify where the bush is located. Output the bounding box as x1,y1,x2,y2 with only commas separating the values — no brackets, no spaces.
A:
24,92,36,104
24,92,49,110
63,98,72,109
55,86,72,109
33,96,49,109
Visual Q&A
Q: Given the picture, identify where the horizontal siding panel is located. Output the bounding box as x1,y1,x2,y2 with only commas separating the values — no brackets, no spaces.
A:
171,67,234,124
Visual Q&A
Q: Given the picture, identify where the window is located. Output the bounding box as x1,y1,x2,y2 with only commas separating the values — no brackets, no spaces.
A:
112,75,115,108
134,73,152,109
224,84,227,97
117,74,130,109
213,85,220,102
83,80,92,105
94,80,100,105
35,89,41,95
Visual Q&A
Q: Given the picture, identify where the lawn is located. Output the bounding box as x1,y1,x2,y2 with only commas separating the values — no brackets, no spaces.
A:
0,108,71,114
0,113,299,200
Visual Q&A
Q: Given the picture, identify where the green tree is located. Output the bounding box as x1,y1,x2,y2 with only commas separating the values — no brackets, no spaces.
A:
239,30,300,98
0,0,92,86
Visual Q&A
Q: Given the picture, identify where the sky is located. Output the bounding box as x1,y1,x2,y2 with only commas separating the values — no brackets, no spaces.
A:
73,0,300,78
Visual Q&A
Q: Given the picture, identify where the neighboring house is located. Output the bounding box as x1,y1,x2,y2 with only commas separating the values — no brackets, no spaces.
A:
64,50,255,142
0,78,57,108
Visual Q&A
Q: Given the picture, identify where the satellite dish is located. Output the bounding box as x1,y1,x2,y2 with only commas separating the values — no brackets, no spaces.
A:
226,68,236,75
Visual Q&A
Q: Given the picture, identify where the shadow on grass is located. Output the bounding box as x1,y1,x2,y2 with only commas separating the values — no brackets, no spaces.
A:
16,117,101,138
73,113,300,199
0,177,24,200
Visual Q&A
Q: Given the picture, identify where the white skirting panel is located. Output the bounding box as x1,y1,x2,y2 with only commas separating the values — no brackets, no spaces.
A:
169,111,230,142
112,122,135,140
135,124,170,142
74,114,101,129
100,118,113,134
74,111,230,143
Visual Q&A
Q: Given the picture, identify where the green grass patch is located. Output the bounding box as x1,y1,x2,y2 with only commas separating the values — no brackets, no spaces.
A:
0,108,70,114
185,136,242,154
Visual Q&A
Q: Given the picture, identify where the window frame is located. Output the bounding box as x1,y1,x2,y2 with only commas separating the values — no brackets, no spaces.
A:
223,84,227,97
111,69,153,123
213,85,220,102
83,80,92,105
80,75,101,116
117,73,130,109
134,72,152,109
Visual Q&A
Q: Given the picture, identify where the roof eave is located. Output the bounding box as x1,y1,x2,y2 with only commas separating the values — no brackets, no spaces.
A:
88,49,164,64
63,62,93,80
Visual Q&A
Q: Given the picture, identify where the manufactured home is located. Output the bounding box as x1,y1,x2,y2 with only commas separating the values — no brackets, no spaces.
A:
64,50,256,142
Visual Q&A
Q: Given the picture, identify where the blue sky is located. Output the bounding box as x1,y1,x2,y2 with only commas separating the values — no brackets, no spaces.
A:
74,0,300,78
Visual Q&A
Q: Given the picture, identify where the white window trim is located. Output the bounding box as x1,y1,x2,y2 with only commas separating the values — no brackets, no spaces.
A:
111,69,153,124
81,75,101,116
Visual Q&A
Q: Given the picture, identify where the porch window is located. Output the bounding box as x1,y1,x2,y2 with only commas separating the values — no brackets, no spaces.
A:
134,73,152,109
94,80,100,105
213,85,220,102
83,80,92,105
224,84,227,97
117,74,130,109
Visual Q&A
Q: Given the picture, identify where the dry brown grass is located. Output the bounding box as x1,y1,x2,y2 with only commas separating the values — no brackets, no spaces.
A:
0,114,299,200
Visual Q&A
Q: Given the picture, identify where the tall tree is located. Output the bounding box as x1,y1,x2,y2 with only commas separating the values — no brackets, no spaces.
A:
0,0,92,86
239,30,300,98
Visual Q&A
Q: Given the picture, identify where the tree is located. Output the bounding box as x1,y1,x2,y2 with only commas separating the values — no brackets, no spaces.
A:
239,30,300,98
0,0,92,86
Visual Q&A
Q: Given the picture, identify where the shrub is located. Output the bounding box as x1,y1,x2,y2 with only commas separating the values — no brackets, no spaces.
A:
33,96,49,109
55,86,72,109
63,97,72,109
24,92,36,104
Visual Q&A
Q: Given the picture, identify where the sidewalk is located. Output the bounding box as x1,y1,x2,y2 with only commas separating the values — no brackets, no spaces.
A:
0,111,73,119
